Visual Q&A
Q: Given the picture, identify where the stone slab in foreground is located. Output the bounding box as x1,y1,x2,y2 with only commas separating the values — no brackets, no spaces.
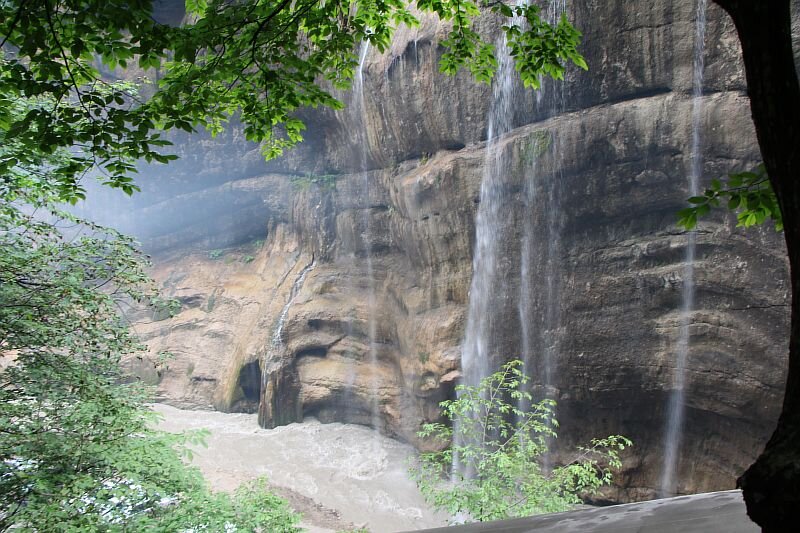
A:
413,490,758,532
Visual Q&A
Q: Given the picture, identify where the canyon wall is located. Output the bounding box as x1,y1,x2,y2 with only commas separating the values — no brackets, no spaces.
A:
120,0,797,500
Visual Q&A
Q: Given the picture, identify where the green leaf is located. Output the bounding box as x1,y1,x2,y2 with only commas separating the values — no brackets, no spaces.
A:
572,55,588,70
185,0,208,17
679,164,781,232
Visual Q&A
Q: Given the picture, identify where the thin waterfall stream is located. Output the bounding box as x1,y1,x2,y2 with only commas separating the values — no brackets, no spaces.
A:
516,0,568,474
353,40,383,433
258,255,315,427
272,257,316,349
460,1,572,477
660,0,707,498
537,0,567,397
456,6,525,480
461,34,518,395
259,256,316,415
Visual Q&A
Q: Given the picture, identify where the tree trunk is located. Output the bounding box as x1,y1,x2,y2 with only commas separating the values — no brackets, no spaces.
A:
712,0,800,530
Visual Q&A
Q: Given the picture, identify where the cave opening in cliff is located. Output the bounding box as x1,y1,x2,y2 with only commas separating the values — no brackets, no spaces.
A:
233,361,262,413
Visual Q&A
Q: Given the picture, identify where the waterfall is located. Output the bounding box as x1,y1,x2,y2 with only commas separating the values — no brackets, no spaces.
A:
537,0,567,395
259,256,315,422
461,34,518,394
516,2,567,474
660,0,706,498
458,1,576,480
456,8,525,480
352,41,383,433
272,257,316,349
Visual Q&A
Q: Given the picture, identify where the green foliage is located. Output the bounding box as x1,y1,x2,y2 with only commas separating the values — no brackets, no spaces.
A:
678,164,783,232
151,295,181,321
502,7,587,89
242,254,256,263
0,46,173,203
416,0,586,86
290,173,338,191
131,477,301,532
523,129,552,164
411,360,631,523
185,0,209,18
0,4,588,525
208,248,225,260
1,0,586,199
156,350,176,370
0,91,299,530
0,201,300,530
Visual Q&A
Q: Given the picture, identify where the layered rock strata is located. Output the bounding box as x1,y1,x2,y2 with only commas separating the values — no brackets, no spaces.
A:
120,0,797,499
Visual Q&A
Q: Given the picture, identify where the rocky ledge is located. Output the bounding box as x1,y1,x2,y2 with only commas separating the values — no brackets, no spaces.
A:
120,0,797,500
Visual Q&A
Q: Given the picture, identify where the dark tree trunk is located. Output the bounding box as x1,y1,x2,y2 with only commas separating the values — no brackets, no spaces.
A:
712,0,800,530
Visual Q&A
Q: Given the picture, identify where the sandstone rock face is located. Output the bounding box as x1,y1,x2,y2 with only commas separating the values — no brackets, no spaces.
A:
124,0,798,500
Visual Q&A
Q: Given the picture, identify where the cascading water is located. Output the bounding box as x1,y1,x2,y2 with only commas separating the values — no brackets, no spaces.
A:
259,256,315,422
519,0,567,398
272,257,316,349
459,1,574,479
660,0,707,498
510,3,568,478
456,9,525,480
460,38,518,396
352,41,383,433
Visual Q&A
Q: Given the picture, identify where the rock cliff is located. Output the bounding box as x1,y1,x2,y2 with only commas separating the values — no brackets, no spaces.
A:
118,0,797,500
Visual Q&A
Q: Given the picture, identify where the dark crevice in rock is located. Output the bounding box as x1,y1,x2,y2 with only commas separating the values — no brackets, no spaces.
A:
176,295,204,308
442,141,466,151
296,346,328,358
230,360,262,413
386,39,433,80
239,362,261,401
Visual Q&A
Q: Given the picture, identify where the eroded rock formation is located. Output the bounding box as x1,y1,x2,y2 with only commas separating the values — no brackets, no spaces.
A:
117,1,798,500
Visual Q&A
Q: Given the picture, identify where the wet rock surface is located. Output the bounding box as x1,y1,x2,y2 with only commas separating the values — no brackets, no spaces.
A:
120,0,800,500
419,490,758,532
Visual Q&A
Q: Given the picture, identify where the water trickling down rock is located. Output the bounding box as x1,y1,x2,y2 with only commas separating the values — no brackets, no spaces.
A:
122,1,795,502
